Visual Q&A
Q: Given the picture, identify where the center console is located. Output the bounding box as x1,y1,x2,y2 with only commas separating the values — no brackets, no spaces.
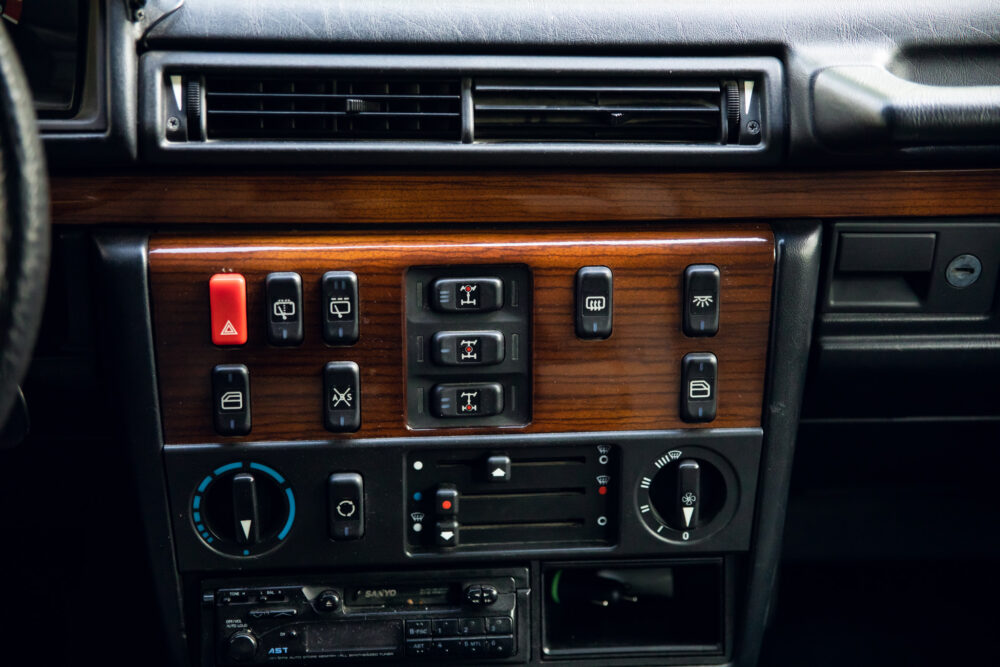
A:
97,221,820,666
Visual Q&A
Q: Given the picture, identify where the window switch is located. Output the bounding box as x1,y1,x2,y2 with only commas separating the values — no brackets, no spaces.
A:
681,352,717,422
576,266,613,339
683,264,720,336
212,364,250,435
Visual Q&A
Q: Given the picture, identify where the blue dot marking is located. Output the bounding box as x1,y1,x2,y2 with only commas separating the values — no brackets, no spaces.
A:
243,549,250,556
413,492,423,501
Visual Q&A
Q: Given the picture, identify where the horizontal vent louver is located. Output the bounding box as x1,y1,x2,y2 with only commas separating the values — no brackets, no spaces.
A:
473,78,724,142
204,75,462,140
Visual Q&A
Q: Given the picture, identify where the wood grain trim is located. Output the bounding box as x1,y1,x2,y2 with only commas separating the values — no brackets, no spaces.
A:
53,169,1000,225
149,225,774,444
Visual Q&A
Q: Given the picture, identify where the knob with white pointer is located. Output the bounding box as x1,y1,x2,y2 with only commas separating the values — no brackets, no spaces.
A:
676,460,700,529
190,461,296,558
637,449,729,542
232,473,261,544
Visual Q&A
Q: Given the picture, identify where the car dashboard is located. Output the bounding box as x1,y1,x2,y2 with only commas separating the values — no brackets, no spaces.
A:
2,1,1000,666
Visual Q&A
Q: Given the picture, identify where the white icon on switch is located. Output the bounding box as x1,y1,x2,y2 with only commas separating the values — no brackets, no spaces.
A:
688,380,712,399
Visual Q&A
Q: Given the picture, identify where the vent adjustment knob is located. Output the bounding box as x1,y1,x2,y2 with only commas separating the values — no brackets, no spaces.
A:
185,76,204,141
723,80,740,143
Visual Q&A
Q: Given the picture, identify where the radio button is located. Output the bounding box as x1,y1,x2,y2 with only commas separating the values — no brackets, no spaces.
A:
432,638,459,657
316,590,341,613
486,636,515,657
458,638,487,658
432,618,459,637
435,520,459,547
486,617,513,635
457,617,485,636
406,640,433,657
406,620,432,638
466,584,498,606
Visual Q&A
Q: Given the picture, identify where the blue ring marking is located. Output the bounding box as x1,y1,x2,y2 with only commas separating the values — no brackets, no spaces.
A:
207,537,214,543
200,532,210,539
197,524,205,532
250,462,285,484
243,549,250,556
193,512,201,523
197,476,213,493
278,488,296,540
193,495,201,509
214,462,243,476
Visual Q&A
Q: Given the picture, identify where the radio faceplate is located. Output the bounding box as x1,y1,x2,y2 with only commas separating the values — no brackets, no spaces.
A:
203,569,528,665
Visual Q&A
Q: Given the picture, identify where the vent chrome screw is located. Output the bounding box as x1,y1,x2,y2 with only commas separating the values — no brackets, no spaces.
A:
167,116,180,131
746,120,761,135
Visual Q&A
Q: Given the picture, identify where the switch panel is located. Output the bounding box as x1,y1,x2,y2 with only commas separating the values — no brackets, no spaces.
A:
406,265,531,429
328,472,364,540
265,272,303,346
575,266,613,339
431,331,505,366
321,271,359,345
683,264,720,336
681,353,718,423
431,383,504,418
407,444,618,552
324,361,361,432
212,364,251,436
430,277,504,313
209,273,248,346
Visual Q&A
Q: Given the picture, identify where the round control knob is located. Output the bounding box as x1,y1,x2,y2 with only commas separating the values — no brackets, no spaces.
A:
636,447,737,543
227,631,259,663
316,589,342,613
191,461,296,558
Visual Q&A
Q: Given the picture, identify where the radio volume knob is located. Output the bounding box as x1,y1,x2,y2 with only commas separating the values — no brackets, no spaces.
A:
227,631,259,663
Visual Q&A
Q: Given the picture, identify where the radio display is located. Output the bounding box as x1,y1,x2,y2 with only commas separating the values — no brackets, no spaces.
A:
305,620,402,655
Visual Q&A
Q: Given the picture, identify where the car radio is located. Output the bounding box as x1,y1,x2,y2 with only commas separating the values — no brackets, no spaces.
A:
203,569,528,664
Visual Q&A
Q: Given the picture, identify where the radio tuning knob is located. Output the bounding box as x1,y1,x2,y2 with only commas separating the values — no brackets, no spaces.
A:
227,630,258,663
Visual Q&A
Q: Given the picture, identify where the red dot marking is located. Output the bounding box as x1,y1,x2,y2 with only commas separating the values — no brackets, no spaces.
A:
598,486,607,495
441,500,453,510
466,347,473,352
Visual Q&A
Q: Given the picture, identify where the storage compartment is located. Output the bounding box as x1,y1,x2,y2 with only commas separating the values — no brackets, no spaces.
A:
542,560,725,658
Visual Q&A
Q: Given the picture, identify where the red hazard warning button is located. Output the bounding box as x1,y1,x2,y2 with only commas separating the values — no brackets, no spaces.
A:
209,273,247,345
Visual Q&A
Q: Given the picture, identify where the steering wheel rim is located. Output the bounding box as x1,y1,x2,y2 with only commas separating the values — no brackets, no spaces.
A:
0,23,50,430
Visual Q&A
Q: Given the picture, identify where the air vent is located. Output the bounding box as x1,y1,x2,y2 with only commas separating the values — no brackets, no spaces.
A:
202,75,462,140
473,78,737,143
